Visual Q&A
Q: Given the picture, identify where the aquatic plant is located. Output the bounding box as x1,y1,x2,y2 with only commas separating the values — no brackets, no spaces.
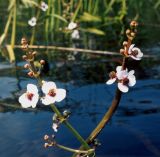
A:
18,20,142,157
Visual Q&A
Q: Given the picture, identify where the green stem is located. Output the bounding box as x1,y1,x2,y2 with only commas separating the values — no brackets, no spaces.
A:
56,143,94,154
71,0,82,22
51,104,90,149
30,8,41,45
11,0,16,48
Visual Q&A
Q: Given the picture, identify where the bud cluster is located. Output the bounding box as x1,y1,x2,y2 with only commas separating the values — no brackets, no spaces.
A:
43,134,56,148
21,37,46,78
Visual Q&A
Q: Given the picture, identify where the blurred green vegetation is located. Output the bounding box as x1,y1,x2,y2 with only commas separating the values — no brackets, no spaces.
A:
0,0,160,49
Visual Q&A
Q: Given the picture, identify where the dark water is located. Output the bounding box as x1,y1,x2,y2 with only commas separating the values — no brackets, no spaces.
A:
0,45,160,157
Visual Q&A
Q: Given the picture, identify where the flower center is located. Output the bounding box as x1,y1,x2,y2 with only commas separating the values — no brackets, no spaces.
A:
48,89,56,97
131,50,138,57
26,92,34,101
122,78,129,85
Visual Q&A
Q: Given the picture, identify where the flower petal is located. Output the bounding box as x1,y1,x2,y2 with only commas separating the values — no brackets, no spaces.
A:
41,95,56,105
55,89,66,102
27,84,38,94
52,123,58,132
68,22,77,30
118,83,129,93
116,66,122,73
128,70,135,76
19,93,39,108
42,81,57,94
128,76,136,87
71,30,80,39
128,44,135,54
106,78,116,85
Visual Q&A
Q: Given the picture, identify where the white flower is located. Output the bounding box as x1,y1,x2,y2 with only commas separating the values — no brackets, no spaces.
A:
19,84,39,108
128,44,143,60
41,81,66,105
71,30,80,39
117,67,136,93
52,123,58,132
106,66,128,85
40,1,48,12
106,66,136,93
68,22,77,30
28,17,37,27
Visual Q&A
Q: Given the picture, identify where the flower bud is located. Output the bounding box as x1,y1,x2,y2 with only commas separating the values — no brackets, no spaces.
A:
28,71,34,77
22,55,27,60
130,20,138,27
120,49,125,54
126,29,131,35
123,41,128,46
21,44,28,51
109,71,116,79
44,143,49,148
32,51,37,56
131,32,136,37
21,37,28,45
44,135,49,140
24,64,30,69
40,60,45,65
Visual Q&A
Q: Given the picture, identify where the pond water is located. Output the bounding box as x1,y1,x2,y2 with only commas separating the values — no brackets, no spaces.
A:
0,44,160,157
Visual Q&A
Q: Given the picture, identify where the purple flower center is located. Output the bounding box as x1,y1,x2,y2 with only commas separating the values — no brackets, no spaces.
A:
48,89,56,97
26,92,34,101
122,78,129,85
131,50,138,57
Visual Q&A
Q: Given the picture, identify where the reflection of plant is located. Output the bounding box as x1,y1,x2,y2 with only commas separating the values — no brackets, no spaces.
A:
18,20,143,157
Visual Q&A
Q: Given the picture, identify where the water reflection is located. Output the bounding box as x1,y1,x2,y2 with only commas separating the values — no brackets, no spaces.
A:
0,52,160,157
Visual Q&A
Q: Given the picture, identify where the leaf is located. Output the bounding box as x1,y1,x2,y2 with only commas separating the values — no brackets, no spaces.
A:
6,45,16,63
80,12,101,22
21,0,39,8
83,28,105,35
8,0,15,10
44,14,68,23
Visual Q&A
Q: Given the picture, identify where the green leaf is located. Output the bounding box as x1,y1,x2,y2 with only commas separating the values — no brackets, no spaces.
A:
80,12,101,22
82,28,105,35
21,0,39,8
8,0,15,10
44,14,68,23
